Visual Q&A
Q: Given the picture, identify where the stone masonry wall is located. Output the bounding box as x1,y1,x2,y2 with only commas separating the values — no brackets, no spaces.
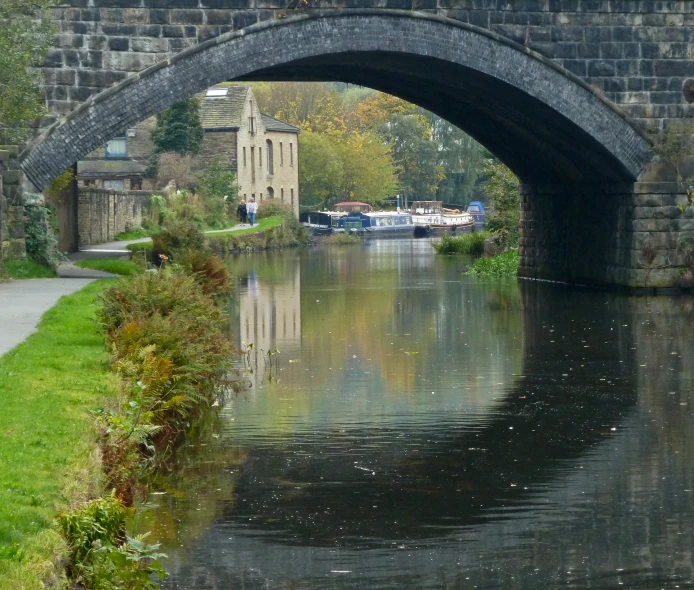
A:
44,1,694,135
77,187,151,245
519,182,694,291
0,147,26,261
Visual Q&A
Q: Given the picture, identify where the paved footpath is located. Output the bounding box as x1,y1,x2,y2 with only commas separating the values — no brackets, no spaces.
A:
0,224,257,358
0,278,95,357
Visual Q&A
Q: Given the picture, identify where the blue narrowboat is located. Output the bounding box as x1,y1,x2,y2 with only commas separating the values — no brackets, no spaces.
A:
338,211,415,237
466,201,486,227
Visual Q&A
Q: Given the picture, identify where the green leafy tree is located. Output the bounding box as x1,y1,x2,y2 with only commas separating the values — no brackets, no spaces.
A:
151,98,204,155
481,159,520,248
426,114,488,206
198,158,238,226
0,0,55,142
379,113,442,208
298,131,344,209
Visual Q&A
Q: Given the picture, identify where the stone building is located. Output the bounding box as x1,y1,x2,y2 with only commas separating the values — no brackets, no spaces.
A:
77,84,300,215
199,85,300,216
77,118,155,191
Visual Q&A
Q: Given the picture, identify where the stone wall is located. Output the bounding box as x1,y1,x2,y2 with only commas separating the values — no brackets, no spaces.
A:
519,182,693,292
0,146,26,261
43,2,694,135
77,187,151,245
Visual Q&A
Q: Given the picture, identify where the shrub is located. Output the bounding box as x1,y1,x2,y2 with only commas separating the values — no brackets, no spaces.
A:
466,248,519,277
256,200,294,220
198,158,238,227
177,248,231,297
155,152,198,191
58,496,166,590
150,219,205,262
23,202,65,269
433,231,490,256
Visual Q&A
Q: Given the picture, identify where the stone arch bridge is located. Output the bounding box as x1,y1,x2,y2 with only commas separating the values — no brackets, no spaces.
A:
15,2,694,290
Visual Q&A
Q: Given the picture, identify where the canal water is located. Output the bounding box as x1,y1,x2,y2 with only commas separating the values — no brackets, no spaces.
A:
133,239,694,589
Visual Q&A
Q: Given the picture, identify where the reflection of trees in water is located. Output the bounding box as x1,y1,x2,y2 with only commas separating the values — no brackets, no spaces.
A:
219,283,639,548
154,251,694,590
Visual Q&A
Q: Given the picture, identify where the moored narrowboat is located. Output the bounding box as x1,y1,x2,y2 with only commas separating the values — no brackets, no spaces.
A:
300,211,347,235
338,211,415,236
466,201,486,227
410,201,474,237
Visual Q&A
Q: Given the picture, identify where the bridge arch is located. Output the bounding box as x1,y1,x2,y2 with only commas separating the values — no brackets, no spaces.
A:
21,9,651,192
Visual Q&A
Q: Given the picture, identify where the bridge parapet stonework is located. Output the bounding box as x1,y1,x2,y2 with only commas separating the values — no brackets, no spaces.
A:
44,1,694,135
0,147,26,264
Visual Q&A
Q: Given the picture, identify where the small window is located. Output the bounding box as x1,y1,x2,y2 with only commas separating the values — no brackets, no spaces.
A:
289,143,293,167
291,188,294,206
281,188,284,202
259,147,262,168
267,186,274,199
105,137,127,158
243,147,246,166
206,87,228,98
260,192,263,201
280,142,283,166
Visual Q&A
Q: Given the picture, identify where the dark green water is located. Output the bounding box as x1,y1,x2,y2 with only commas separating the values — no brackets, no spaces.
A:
134,239,694,589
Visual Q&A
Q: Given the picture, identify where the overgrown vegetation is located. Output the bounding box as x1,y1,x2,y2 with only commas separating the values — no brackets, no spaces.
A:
466,249,519,277
433,231,490,256
0,0,55,142
481,160,520,249
652,120,694,213
23,202,65,271
58,495,166,590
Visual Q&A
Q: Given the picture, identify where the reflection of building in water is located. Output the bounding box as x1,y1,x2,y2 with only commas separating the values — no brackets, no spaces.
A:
238,268,301,359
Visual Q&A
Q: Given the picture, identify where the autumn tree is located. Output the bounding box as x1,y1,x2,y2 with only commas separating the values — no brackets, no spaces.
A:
334,132,399,205
298,131,344,209
0,0,56,142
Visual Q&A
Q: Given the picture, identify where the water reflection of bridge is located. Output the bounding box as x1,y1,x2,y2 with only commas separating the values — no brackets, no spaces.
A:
160,248,694,589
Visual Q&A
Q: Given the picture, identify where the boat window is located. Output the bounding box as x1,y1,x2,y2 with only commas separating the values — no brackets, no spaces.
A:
468,205,480,212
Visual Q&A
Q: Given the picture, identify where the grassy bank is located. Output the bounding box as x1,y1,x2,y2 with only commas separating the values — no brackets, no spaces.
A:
1,258,57,279
433,231,490,256
75,258,142,276
126,217,285,258
0,281,115,588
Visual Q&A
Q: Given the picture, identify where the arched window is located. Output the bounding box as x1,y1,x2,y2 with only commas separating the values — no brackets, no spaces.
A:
266,140,274,174
267,187,274,199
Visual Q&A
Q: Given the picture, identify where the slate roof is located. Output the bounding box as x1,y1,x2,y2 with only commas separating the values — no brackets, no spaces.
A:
261,113,300,134
199,85,300,134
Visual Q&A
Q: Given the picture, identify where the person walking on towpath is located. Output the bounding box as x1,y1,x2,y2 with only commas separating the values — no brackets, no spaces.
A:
247,197,258,226
237,199,247,223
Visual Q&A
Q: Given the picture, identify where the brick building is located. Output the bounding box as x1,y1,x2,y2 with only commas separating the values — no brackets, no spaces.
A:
77,85,300,215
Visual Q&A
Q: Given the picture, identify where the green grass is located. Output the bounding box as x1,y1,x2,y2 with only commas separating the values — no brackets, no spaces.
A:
115,227,153,240
126,217,284,254
75,258,142,276
466,248,519,277
0,281,116,588
1,258,57,279
433,231,490,256
209,216,282,237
